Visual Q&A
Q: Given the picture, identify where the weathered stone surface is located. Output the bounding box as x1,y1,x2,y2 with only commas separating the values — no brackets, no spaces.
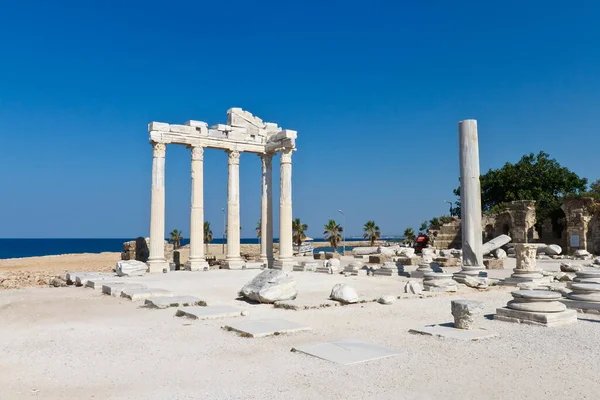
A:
492,248,507,259
410,325,497,341
423,272,457,292
369,254,392,264
49,277,68,287
175,305,245,320
352,247,378,256
330,284,359,304
561,263,583,273
326,259,341,274
545,244,562,256
404,281,423,294
464,276,498,289
507,300,567,312
224,318,311,338
484,258,504,270
85,278,123,290
398,248,416,258
515,244,537,271
575,249,591,259
451,300,484,329
102,283,146,296
482,234,511,255
495,289,576,326
121,288,173,301
145,296,205,309
292,339,401,365
239,269,298,303
378,295,395,305
495,307,577,327
116,260,147,277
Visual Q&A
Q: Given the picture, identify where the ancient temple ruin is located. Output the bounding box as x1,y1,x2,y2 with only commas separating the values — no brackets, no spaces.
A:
146,108,297,272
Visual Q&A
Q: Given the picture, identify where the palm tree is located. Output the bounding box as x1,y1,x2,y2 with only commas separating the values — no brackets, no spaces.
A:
324,219,343,253
204,222,213,254
292,218,308,247
362,220,381,246
256,220,262,238
169,229,183,249
418,221,428,235
403,228,416,245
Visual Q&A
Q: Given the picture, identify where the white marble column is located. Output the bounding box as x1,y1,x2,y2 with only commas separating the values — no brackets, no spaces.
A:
260,153,274,267
224,150,244,269
274,149,295,271
147,142,170,273
186,146,209,271
454,120,485,282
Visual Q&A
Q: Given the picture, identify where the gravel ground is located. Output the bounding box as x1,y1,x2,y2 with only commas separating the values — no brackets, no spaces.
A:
1,258,599,400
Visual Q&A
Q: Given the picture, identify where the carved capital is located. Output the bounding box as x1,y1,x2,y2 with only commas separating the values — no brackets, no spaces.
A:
152,142,166,158
190,146,204,161
228,150,240,165
280,149,293,164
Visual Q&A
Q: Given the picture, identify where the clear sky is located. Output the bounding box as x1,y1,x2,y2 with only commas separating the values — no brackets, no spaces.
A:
0,0,598,239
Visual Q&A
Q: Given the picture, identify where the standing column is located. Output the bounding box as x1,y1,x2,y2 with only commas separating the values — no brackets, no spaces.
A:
147,141,170,273
224,150,244,269
454,119,485,283
274,149,294,271
186,146,209,271
259,153,274,267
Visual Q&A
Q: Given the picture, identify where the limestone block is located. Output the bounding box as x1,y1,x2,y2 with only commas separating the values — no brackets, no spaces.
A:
575,249,592,259
484,258,504,270
148,122,169,132
145,296,205,309
545,245,562,256
227,108,265,128
115,260,147,277
352,247,378,256
495,307,577,327
314,252,326,260
451,300,484,329
398,247,416,258
239,269,298,304
211,123,233,132
369,254,391,264
493,249,507,259
560,263,583,273
404,281,423,294
121,288,173,301
169,124,197,135
85,278,122,290
378,295,395,305
325,252,341,260
330,284,359,304
268,129,297,142
102,283,146,297
482,234,511,255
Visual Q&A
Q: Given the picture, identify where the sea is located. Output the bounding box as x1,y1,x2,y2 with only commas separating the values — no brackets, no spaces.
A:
0,237,404,260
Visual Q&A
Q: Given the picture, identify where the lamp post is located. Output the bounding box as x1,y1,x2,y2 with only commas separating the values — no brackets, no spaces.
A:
338,209,346,256
221,207,226,254
444,200,453,216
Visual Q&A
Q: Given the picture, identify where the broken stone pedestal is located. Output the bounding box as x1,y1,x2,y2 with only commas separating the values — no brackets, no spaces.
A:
495,290,577,327
410,263,434,279
453,266,486,284
560,276,600,314
373,262,403,277
501,244,545,286
343,261,367,276
452,300,484,329
423,272,458,292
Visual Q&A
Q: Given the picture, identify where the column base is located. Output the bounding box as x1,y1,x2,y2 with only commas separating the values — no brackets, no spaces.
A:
223,259,246,270
146,259,169,274
273,258,297,272
185,259,210,272
453,265,486,283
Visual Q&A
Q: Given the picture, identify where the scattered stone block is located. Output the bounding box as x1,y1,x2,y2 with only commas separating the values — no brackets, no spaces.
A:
274,299,340,310
175,305,245,320
409,325,498,341
378,295,395,305
484,258,504,270
545,245,562,256
292,339,401,365
561,263,583,273
330,284,359,304
404,281,423,294
85,278,123,290
102,283,146,296
145,296,206,309
369,255,391,264
223,318,311,338
373,262,403,277
239,269,298,303
423,272,457,292
451,300,484,329
433,257,461,268
116,260,147,277
121,288,173,301
482,234,511,255
397,257,421,266
71,273,105,286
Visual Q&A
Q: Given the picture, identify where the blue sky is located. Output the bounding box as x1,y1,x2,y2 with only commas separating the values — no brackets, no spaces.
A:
1,0,599,238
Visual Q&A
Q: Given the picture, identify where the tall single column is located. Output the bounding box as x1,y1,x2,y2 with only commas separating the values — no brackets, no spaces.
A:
274,149,295,271
186,146,209,271
260,153,274,267
147,142,170,273
224,150,244,269
454,120,485,283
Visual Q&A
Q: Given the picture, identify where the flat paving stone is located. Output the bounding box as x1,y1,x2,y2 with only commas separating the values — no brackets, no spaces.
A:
409,325,498,341
224,318,311,338
85,278,123,290
121,288,173,301
74,273,111,287
66,272,100,284
292,339,401,365
175,305,244,320
145,296,206,309
495,307,577,327
102,283,147,296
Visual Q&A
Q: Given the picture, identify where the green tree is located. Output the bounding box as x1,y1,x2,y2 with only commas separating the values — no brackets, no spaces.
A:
256,220,262,238
169,229,183,249
362,220,381,246
292,218,308,247
204,222,213,254
429,217,441,230
418,221,428,235
454,152,587,227
403,228,416,244
588,179,600,199
324,219,343,253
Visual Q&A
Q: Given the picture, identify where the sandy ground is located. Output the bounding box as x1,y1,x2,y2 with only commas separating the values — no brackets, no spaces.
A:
1,257,600,399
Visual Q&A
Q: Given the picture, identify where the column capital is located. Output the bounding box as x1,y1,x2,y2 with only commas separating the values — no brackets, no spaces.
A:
190,146,204,161
152,142,166,158
280,149,293,164
228,150,241,165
